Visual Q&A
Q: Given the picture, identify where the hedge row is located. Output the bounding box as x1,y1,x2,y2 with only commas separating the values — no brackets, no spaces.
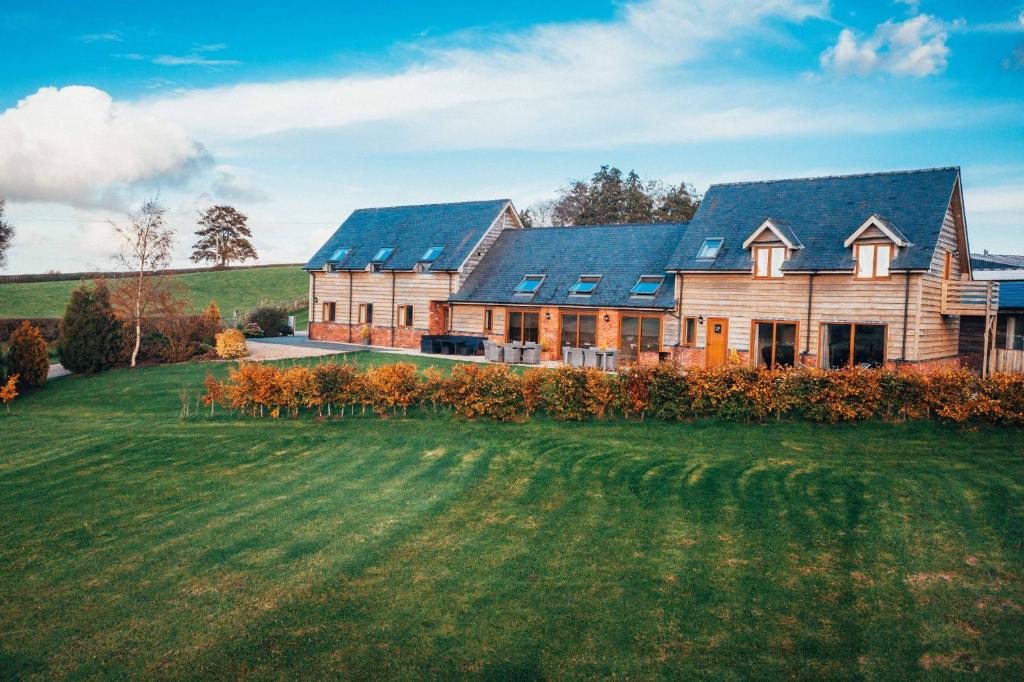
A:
0,263,303,285
202,361,1024,425
0,318,61,342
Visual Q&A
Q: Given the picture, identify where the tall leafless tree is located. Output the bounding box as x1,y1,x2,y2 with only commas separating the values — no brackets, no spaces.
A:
0,199,14,270
112,197,174,367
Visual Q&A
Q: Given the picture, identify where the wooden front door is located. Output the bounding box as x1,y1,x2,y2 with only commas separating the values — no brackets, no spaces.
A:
706,317,729,368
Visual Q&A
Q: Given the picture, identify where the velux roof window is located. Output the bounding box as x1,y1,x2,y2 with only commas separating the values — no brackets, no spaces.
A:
329,247,350,262
371,247,395,262
568,275,601,295
696,238,723,259
420,246,444,262
630,275,664,296
514,275,544,295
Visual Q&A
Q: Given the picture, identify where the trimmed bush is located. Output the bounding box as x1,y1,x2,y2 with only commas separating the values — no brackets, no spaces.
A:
201,361,1024,427
6,320,50,388
0,318,61,343
215,329,248,359
244,305,290,337
58,281,123,374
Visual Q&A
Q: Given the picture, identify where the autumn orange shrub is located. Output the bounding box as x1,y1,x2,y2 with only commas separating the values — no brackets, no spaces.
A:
441,363,523,421
619,363,654,420
215,328,248,359
314,362,360,417
365,362,422,416
1,374,18,412
982,373,1024,425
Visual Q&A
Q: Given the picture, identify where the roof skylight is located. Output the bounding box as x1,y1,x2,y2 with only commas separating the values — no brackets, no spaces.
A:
329,247,350,262
629,275,664,296
420,246,444,262
696,238,724,259
569,275,601,295
514,275,544,295
371,247,395,262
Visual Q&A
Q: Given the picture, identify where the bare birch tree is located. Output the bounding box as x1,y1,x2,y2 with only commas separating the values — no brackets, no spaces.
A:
112,197,174,367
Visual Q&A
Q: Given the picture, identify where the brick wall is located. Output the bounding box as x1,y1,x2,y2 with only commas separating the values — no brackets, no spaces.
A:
428,302,449,335
309,322,426,349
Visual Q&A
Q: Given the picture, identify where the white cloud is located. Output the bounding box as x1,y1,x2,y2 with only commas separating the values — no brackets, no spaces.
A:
820,14,952,77
0,86,209,206
78,32,122,43
132,0,829,145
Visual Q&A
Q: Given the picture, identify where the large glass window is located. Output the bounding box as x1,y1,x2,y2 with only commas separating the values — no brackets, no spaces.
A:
508,311,540,343
560,313,597,350
620,316,661,359
753,246,786,278
855,244,892,278
754,321,797,368
1008,315,1023,351
823,323,886,368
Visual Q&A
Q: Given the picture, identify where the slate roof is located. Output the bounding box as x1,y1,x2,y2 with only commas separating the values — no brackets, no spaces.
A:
304,199,511,271
450,223,686,309
1000,281,1024,310
971,253,1024,271
668,167,960,272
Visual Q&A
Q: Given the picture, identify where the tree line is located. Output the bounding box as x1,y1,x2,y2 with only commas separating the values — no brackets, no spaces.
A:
519,165,701,228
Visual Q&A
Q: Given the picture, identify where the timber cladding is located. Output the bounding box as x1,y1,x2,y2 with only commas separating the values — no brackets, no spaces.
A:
310,270,453,331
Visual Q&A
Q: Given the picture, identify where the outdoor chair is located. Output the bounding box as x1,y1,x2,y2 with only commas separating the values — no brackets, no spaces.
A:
503,343,522,364
521,343,540,365
484,341,503,363
602,350,618,371
583,347,599,368
562,346,571,363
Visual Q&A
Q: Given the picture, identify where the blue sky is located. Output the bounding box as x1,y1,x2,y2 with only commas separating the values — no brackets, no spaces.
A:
1,0,1022,273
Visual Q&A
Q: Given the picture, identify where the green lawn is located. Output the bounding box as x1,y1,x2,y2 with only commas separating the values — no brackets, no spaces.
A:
0,266,308,323
1,355,1022,679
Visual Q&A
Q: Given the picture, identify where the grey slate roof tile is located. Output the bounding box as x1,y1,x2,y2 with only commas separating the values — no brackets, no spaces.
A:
304,199,511,272
450,223,686,309
668,167,960,272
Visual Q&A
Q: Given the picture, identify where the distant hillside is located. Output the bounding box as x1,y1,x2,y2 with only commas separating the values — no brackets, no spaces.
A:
0,265,308,321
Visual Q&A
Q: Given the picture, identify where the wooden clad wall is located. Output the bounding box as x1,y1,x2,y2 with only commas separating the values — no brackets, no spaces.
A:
459,205,521,288
913,205,964,361
311,270,454,330
677,272,920,363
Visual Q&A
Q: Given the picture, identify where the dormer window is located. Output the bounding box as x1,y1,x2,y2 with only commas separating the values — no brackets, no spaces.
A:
569,275,601,295
753,246,786,278
514,275,544,295
630,275,664,296
855,243,892,279
696,238,723,259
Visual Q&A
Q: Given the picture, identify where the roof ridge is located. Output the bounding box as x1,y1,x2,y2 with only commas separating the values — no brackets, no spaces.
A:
517,222,689,232
353,198,510,212
708,166,960,190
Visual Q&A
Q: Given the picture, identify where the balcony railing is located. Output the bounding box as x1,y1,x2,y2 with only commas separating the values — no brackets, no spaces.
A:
941,280,999,316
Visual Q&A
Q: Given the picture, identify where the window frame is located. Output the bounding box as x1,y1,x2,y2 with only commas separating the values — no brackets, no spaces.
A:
568,275,602,296
819,322,888,369
506,309,540,343
514,274,545,295
854,243,893,279
619,314,662,359
629,275,665,297
358,303,374,325
696,238,724,260
683,316,698,347
483,308,494,334
322,301,337,323
752,245,786,279
750,319,800,369
396,304,413,328
559,312,599,352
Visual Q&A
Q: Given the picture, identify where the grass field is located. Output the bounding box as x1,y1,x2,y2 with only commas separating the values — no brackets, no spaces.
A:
0,266,308,323
1,355,1022,678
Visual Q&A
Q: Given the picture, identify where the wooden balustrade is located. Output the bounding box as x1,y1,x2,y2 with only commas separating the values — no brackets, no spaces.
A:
941,280,999,316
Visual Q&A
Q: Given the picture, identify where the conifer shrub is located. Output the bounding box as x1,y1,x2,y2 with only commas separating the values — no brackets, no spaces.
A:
58,281,123,374
6,320,50,388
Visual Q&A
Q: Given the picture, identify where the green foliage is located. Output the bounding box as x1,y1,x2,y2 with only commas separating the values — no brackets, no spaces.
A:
58,281,122,374
245,305,291,337
191,205,258,267
6,320,49,388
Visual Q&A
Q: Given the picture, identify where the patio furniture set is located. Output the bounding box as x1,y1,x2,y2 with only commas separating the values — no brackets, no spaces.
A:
561,346,618,371
483,340,542,365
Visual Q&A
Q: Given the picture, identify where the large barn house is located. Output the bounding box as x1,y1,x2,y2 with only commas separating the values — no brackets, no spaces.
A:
305,167,1001,373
